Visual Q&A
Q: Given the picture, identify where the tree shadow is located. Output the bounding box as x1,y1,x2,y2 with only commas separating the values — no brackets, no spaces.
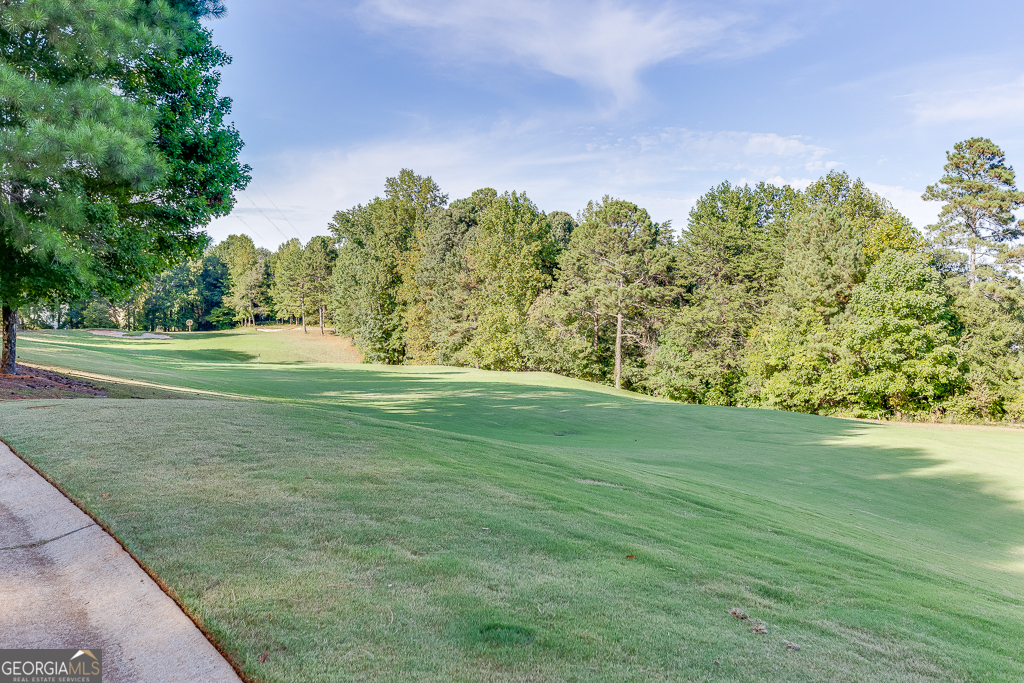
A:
210,363,1024,587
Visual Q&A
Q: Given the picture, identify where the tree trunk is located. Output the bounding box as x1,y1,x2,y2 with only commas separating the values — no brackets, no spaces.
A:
2,306,17,375
614,310,623,390
301,294,306,333
319,305,324,335
593,306,599,351
969,244,976,289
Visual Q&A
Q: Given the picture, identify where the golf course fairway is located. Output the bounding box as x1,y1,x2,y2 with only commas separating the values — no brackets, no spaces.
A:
2,329,1023,681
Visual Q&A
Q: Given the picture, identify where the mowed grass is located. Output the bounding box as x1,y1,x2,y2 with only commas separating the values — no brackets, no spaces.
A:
3,330,1024,681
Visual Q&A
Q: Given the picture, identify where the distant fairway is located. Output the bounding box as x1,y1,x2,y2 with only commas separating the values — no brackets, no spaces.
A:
3,329,1024,681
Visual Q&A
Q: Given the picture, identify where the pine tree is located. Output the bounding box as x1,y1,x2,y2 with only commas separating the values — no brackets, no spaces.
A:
648,181,797,404
0,0,249,373
269,238,302,324
305,236,337,335
923,138,1024,289
743,209,866,412
276,239,311,332
413,189,496,364
554,197,675,389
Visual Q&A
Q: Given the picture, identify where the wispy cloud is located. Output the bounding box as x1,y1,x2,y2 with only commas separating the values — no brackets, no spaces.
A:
864,182,937,229
911,73,1024,125
209,123,840,246
356,0,801,105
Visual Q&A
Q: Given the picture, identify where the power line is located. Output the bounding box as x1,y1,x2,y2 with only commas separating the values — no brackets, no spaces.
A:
231,212,271,249
241,189,294,245
252,178,304,240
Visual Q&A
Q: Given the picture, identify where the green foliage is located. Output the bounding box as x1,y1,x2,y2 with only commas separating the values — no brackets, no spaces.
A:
210,233,258,282
0,0,248,366
464,192,556,370
743,210,867,413
800,171,888,222
863,211,922,264
210,234,265,326
746,222,970,420
412,189,496,364
141,255,227,331
647,181,796,404
317,159,1022,423
268,238,304,324
833,251,961,417
547,210,576,250
547,197,675,388
329,170,446,363
944,275,1024,421
1,0,170,310
269,236,336,333
81,300,119,329
305,235,337,334
205,305,235,330
116,18,250,252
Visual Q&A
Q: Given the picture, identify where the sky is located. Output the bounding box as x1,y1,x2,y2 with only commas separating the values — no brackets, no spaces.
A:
203,0,1024,250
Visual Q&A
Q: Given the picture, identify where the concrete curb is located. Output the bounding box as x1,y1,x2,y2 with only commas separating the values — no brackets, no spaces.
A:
0,439,243,683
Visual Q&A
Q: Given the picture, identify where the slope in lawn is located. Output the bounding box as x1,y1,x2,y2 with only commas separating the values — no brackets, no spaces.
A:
2,330,1023,681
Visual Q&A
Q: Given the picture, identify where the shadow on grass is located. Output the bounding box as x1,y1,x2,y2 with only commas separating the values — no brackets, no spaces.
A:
12,335,1024,587
1,374,1024,679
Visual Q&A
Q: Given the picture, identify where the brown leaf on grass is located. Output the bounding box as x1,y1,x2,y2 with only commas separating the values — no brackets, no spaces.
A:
750,620,768,634
784,640,801,651
259,650,269,664
728,608,748,621
626,554,635,559
101,493,110,499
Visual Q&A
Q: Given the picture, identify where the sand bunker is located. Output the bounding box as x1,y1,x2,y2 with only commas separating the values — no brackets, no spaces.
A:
89,329,171,340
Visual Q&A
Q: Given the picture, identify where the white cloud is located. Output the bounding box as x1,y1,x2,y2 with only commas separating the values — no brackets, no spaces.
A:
864,182,938,230
759,175,815,190
208,123,838,247
743,132,822,158
910,72,1024,124
356,0,799,105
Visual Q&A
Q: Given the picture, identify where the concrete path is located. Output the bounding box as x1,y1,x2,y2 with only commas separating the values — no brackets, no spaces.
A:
0,441,242,683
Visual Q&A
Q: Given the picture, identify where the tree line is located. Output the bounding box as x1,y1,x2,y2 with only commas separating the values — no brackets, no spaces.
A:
14,136,1024,423
327,142,1023,422
36,231,339,334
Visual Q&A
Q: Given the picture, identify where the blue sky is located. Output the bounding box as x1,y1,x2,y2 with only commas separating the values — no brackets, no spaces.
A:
204,0,1024,249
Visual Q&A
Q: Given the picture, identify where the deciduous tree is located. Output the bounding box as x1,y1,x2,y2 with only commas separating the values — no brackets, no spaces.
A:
329,170,445,363
464,192,556,370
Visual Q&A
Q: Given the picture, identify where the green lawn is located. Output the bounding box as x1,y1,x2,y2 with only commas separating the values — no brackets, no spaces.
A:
3,329,1024,681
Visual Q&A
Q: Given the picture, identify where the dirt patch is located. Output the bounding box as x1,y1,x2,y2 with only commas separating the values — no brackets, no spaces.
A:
0,365,108,401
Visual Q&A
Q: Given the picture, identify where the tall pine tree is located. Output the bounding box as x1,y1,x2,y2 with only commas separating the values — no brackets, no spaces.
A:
923,138,1024,289
0,0,249,373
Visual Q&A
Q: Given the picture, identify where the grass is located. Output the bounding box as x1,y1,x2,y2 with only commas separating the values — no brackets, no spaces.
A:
2,329,1024,681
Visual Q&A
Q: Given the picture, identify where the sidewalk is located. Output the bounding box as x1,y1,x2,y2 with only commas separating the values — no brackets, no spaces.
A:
0,441,242,683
